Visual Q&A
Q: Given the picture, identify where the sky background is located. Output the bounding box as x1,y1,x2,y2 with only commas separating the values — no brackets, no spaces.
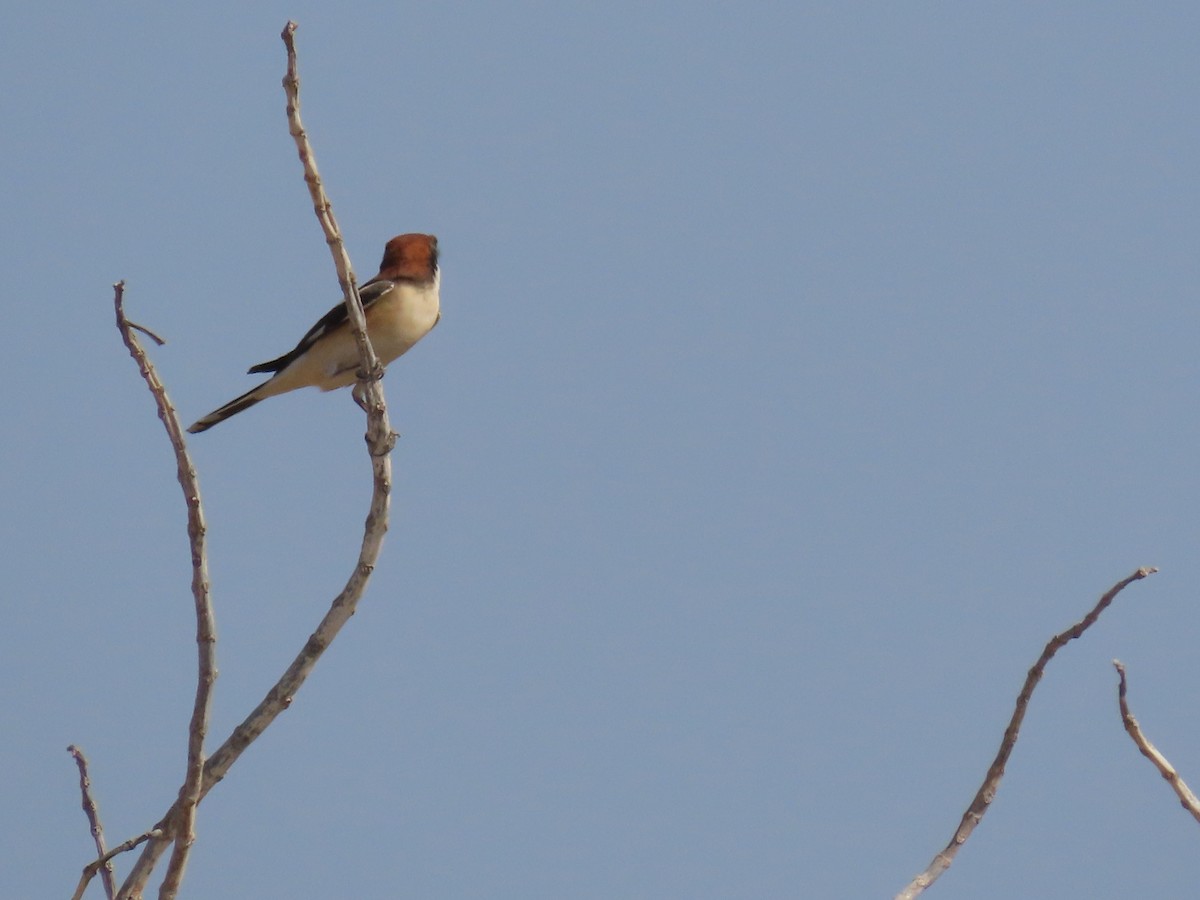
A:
3,3,1200,898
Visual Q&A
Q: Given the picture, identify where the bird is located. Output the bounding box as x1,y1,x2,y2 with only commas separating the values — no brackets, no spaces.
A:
188,233,440,434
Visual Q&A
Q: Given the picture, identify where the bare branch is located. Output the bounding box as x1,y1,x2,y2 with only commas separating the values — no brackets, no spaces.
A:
128,320,167,346
118,23,395,896
72,830,162,900
279,20,394,457
896,566,1158,900
110,281,217,900
1113,660,1200,824
67,745,117,900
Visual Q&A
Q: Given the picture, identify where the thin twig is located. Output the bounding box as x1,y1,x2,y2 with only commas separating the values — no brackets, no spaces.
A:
279,20,394,455
128,321,167,346
67,745,117,900
1113,660,1200,825
71,830,162,900
110,281,217,900
118,22,395,896
895,567,1158,900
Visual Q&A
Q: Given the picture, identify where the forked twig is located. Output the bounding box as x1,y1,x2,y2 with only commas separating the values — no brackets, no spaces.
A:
896,567,1158,899
110,281,216,900
128,321,167,346
116,23,395,898
71,829,162,900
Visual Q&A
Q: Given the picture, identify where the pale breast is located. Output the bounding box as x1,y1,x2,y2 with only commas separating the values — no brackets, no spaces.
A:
264,275,441,394
366,276,441,365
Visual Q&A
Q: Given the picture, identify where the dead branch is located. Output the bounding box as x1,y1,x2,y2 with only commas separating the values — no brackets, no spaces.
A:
1113,660,1200,825
110,281,217,900
71,830,162,900
895,566,1158,899
115,22,395,898
67,745,116,900
279,19,394,455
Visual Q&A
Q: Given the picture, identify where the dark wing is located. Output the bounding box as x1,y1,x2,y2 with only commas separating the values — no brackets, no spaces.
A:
247,280,396,375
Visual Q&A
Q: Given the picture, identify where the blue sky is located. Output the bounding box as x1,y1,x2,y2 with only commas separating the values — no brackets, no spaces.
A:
4,3,1200,897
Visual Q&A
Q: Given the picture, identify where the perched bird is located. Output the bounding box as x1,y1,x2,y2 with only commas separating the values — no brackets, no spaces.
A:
188,233,440,434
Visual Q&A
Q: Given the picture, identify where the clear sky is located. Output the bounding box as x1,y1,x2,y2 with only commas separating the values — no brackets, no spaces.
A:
4,3,1200,898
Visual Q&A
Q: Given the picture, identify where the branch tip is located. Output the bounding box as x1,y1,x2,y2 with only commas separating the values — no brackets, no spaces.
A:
108,265,215,900
1114,659,1200,824
895,567,1155,899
